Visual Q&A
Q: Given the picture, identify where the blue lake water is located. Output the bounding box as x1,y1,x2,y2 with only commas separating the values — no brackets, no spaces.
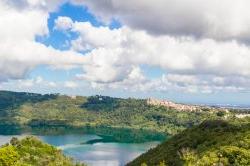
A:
0,126,166,166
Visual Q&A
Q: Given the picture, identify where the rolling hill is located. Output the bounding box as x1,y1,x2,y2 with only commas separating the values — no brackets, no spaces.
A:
0,90,233,135
0,136,85,166
127,119,250,166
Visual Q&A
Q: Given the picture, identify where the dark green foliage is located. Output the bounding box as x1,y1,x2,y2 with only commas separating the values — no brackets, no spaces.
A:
0,91,230,135
0,136,85,166
216,111,226,117
0,90,57,118
81,95,120,111
127,119,250,166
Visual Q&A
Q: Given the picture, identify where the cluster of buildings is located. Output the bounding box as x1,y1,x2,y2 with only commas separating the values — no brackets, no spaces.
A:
146,98,199,112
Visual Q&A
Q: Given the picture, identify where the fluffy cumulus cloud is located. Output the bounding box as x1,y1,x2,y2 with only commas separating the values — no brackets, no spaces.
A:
16,76,57,89
0,0,86,82
2,0,250,95
53,15,250,93
87,73,249,94
0,76,57,91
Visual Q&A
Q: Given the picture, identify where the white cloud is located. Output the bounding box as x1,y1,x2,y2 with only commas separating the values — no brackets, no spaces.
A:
54,16,74,31
48,81,57,87
14,76,57,89
53,17,250,94
2,0,250,96
17,79,34,88
64,81,78,89
0,1,86,81
72,0,250,41
88,73,250,94
69,21,125,51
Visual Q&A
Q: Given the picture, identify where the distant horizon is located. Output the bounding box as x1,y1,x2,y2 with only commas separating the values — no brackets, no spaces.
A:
2,89,250,107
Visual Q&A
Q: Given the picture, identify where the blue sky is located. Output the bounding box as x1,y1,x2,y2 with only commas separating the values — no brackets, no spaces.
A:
1,0,250,105
36,3,102,50
32,3,125,83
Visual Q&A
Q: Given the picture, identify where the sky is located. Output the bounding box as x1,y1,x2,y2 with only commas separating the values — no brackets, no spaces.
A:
1,0,250,105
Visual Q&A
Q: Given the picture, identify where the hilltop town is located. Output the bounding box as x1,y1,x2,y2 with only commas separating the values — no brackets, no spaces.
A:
146,98,229,112
147,98,199,111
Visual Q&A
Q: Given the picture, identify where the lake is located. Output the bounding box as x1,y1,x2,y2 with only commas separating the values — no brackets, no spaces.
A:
0,126,167,166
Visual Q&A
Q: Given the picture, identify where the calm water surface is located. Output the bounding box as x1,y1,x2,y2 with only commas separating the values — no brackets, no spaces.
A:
0,126,166,166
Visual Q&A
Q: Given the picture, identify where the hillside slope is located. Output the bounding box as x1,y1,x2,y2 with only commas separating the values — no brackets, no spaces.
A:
127,119,250,166
0,91,234,134
0,136,85,166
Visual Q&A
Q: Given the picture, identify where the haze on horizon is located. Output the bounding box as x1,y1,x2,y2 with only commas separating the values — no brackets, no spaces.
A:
1,0,250,105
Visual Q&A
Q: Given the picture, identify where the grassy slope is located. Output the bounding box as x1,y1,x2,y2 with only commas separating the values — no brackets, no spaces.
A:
127,118,250,166
0,91,229,135
0,136,85,166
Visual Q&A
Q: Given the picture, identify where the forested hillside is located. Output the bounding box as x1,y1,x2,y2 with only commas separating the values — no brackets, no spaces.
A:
0,91,236,135
127,118,250,166
0,136,85,166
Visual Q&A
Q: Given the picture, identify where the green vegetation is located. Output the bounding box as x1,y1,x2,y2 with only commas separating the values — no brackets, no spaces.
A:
0,91,249,166
0,91,56,113
127,118,250,166
0,91,234,135
0,136,85,166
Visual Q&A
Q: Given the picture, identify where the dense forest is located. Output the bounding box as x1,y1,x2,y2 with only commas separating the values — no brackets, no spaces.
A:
0,136,85,166
127,118,250,166
0,91,237,135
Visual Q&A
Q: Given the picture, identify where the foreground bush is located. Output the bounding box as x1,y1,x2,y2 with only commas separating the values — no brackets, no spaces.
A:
0,136,85,166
